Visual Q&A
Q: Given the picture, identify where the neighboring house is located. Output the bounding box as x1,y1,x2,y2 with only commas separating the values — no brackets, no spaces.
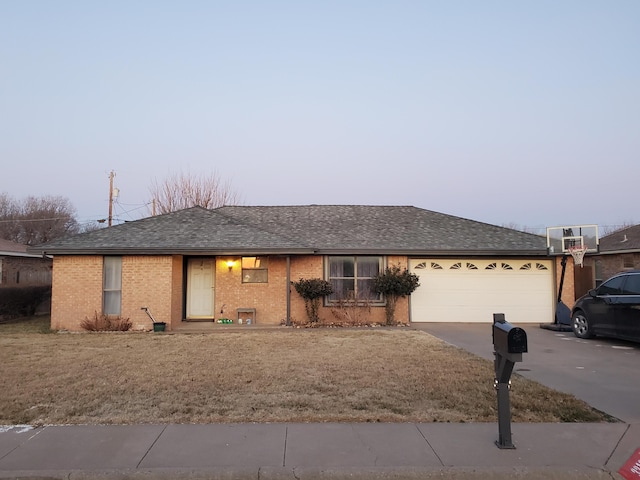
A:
0,238,52,288
31,205,560,331
584,225,640,287
0,238,52,317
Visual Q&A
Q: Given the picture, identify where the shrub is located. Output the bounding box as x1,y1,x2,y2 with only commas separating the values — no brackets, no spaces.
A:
329,297,372,326
80,312,132,332
292,278,334,323
0,286,51,318
373,264,420,325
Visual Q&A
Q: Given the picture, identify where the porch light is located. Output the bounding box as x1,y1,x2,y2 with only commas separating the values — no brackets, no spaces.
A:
226,260,235,271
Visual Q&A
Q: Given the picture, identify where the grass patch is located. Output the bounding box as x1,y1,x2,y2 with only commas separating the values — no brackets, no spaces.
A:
0,317,615,425
0,315,52,334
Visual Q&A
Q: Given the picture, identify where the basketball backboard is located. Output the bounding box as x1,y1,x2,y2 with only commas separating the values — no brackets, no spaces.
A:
546,225,599,255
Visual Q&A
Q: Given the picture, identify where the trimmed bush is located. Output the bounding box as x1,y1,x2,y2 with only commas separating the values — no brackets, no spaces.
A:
292,278,334,323
374,264,420,325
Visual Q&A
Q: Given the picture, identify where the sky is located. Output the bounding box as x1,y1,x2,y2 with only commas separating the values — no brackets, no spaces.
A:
1,1,639,235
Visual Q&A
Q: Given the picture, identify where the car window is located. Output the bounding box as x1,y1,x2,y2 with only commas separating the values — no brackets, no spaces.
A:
598,276,625,295
622,275,640,295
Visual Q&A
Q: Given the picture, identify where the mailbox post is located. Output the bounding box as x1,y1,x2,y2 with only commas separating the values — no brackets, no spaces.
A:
492,313,527,449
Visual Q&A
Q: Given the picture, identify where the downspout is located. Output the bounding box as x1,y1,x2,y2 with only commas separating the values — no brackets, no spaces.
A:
286,255,291,325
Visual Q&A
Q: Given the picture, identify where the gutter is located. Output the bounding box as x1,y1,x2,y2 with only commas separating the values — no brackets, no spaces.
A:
313,249,550,257
33,248,549,257
596,249,640,255
1,251,47,258
33,247,317,256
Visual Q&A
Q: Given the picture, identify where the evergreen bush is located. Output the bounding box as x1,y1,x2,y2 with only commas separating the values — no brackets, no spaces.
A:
373,264,420,325
291,278,334,323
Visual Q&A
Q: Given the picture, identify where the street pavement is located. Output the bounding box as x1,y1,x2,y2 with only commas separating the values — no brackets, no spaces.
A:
1,323,639,479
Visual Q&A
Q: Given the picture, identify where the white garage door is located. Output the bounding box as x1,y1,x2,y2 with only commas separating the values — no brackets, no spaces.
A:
409,259,554,323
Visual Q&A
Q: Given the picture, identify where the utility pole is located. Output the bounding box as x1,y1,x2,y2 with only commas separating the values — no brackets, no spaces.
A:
108,170,115,227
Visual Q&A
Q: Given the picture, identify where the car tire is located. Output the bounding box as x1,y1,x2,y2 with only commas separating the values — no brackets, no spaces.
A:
572,310,594,339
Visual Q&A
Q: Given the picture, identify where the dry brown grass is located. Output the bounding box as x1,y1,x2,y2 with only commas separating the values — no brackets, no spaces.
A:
0,316,614,425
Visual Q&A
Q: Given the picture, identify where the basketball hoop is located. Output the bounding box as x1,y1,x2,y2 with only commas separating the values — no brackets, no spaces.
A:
568,245,588,268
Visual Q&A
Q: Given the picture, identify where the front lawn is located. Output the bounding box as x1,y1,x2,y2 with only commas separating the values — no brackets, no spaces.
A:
0,316,615,425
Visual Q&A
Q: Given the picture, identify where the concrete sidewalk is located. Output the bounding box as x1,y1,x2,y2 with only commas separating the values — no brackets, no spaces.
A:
1,422,638,479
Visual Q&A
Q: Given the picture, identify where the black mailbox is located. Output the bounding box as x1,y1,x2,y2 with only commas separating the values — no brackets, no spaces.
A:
492,313,527,449
493,314,527,354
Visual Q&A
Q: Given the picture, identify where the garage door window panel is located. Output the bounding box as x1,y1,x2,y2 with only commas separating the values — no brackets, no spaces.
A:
520,263,548,270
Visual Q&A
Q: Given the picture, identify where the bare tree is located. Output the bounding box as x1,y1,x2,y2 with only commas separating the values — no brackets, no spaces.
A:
501,222,541,235
79,221,105,234
601,222,637,236
148,170,242,214
0,193,22,241
0,193,79,245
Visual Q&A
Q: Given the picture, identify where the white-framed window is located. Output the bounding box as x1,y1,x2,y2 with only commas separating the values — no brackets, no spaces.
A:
103,256,122,315
326,256,383,304
242,256,268,283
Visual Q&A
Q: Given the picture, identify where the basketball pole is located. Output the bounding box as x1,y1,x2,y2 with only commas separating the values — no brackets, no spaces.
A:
557,255,567,305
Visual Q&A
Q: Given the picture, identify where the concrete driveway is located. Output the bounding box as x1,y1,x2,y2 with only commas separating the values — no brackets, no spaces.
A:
412,322,640,423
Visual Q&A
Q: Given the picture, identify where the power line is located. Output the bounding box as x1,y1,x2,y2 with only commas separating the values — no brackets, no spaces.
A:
0,217,74,223
112,200,151,224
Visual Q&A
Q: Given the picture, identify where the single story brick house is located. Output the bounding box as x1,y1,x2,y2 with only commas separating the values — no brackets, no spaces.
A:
583,224,640,287
31,205,568,331
0,238,52,288
0,238,52,317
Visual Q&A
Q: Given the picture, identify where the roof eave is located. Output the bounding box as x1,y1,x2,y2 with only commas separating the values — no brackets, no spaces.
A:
596,248,640,255
37,247,548,257
1,251,46,258
406,250,549,257
39,247,316,256
313,248,549,256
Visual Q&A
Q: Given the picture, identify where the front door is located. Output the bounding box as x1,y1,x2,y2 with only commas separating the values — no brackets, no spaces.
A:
187,258,215,319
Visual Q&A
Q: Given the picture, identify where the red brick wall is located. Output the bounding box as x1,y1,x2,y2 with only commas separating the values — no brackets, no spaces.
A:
585,253,640,283
388,256,410,323
215,256,289,324
52,255,180,331
171,255,184,326
51,254,411,331
555,256,577,309
288,255,409,325
289,256,325,324
122,256,175,331
51,256,103,331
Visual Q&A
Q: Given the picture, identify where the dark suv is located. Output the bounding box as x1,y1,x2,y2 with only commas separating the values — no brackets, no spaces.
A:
571,270,640,343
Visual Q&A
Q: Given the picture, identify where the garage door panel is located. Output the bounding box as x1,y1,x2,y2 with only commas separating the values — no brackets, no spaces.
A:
418,305,549,324
410,259,553,323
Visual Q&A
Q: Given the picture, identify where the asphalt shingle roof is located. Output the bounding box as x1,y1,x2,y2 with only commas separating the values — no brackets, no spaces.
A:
32,205,548,256
0,238,28,254
599,224,640,253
